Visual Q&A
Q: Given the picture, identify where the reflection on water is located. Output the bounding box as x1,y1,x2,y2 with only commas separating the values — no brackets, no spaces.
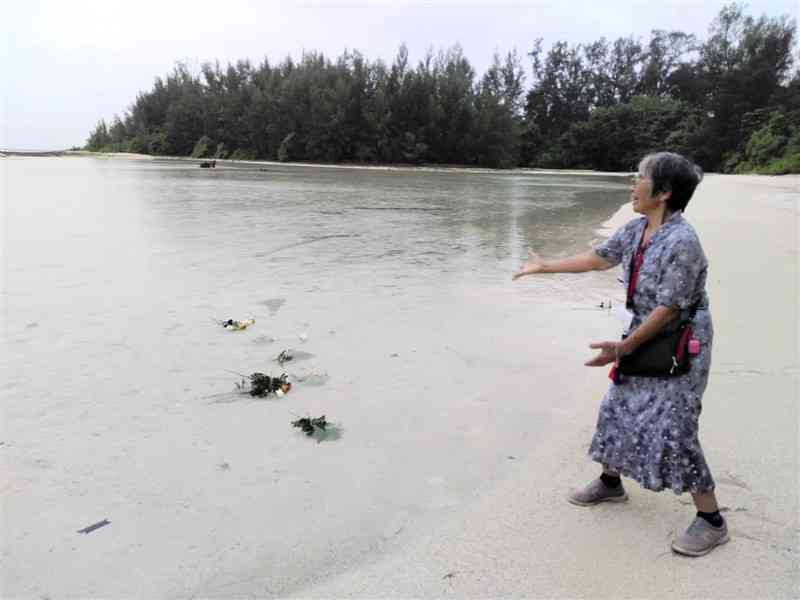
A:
1,157,628,596
135,161,624,289
3,158,626,314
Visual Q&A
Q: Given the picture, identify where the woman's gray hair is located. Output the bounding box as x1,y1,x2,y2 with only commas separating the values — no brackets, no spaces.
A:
638,152,704,212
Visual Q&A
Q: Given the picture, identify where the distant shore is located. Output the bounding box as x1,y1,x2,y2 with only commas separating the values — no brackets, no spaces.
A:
3,149,633,177
0,150,73,157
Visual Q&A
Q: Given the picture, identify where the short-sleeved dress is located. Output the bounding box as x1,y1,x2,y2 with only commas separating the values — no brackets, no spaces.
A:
590,212,716,494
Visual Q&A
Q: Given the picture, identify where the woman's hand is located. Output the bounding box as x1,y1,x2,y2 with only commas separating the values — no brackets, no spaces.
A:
512,249,546,280
585,341,621,367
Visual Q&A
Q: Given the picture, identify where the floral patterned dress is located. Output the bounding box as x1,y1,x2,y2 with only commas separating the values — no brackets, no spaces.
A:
590,212,716,494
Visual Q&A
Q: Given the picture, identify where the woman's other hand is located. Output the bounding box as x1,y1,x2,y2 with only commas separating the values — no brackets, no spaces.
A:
512,249,545,280
585,341,620,367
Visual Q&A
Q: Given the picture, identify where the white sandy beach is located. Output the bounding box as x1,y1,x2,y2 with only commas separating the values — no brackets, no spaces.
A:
2,169,797,599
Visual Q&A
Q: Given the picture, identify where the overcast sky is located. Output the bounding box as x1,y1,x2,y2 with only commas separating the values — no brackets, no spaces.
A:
2,0,796,150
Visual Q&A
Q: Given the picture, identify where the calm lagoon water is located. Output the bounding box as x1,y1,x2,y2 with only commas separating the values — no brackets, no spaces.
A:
1,157,628,596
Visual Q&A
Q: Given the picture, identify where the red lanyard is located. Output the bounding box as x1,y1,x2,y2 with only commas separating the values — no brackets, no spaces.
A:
626,232,649,308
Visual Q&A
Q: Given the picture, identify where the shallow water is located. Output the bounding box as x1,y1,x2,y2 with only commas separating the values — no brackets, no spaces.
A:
1,157,627,596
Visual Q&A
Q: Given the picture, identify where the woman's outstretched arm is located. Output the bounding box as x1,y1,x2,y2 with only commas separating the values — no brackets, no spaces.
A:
512,249,613,280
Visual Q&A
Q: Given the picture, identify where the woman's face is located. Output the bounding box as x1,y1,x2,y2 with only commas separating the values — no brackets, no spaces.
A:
629,172,662,215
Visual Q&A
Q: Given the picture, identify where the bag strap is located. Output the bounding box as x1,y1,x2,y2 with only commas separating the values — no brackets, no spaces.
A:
686,295,703,321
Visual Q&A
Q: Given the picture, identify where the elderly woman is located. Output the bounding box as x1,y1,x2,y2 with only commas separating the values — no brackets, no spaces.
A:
513,152,727,557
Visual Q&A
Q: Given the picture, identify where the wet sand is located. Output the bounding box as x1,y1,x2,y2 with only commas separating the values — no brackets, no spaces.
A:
295,174,800,598
1,159,622,598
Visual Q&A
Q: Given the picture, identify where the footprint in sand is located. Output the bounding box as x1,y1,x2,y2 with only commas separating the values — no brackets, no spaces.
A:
260,298,286,316
718,472,751,490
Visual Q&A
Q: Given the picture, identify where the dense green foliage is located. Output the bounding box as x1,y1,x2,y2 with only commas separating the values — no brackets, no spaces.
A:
734,109,800,173
86,4,798,173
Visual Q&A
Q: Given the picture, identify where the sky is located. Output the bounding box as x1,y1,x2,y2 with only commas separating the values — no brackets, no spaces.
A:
2,0,797,150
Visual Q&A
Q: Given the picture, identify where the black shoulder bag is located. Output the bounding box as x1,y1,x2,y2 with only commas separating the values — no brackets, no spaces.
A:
614,232,700,381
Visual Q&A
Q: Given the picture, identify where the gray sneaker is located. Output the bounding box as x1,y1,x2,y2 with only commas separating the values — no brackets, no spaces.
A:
567,478,628,506
671,516,730,557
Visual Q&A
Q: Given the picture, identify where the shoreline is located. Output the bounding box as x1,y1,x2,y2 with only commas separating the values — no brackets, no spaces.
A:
294,174,800,598
1,161,628,599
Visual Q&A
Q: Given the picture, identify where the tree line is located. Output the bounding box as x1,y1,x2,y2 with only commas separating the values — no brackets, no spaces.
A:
87,4,799,173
